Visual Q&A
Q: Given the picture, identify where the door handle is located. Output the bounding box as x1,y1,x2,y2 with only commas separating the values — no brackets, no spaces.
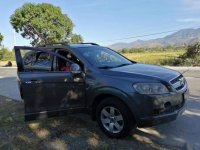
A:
31,79,42,84
25,79,42,84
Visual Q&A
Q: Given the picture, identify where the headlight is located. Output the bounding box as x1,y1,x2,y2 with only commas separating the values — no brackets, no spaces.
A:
133,83,169,94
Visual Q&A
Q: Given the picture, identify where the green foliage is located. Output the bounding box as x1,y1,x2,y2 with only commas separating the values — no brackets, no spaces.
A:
119,46,185,53
161,56,200,66
121,48,129,53
123,50,185,65
119,45,200,66
10,3,83,46
0,33,3,45
70,34,83,43
183,42,200,58
160,42,200,66
0,48,15,61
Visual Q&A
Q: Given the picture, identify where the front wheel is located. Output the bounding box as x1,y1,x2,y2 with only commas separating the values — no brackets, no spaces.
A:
96,97,135,138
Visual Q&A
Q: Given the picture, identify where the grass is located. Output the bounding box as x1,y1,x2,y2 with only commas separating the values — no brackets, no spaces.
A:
0,96,182,150
122,50,185,65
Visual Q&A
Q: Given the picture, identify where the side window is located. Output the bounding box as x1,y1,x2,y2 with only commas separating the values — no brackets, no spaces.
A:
53,54,72,72
21,49,52,72
55,56,71,72
32,53,51,69
52,50,70,72
53,49,84,72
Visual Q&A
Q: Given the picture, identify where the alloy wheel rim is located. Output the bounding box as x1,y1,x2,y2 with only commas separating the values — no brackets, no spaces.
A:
100,106,124,133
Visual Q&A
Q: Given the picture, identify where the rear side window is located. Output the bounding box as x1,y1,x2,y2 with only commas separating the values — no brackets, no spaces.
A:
21,50,52,71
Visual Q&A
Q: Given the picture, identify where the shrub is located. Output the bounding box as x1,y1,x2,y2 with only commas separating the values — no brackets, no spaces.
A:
161,42,200,66
0,48,15,61
183,42,200,58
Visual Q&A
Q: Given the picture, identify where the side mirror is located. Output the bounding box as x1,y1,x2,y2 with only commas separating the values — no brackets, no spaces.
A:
70,63,81,74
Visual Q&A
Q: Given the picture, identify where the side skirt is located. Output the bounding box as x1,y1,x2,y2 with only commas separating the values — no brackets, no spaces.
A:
25,108,89,121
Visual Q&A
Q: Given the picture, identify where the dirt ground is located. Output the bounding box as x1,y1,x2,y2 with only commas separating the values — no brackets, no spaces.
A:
0,95,181,150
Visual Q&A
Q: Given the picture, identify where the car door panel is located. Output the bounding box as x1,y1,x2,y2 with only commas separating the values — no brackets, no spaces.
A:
14,46,86,121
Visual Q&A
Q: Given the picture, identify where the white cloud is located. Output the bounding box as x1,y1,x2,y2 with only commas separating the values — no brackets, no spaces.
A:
177,17,200,23
182,0,200,10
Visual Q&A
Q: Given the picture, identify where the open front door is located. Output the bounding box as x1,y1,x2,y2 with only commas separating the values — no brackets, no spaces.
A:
14,46,86,121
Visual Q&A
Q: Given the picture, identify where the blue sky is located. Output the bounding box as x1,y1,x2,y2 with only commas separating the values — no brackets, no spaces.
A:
1,0,200,49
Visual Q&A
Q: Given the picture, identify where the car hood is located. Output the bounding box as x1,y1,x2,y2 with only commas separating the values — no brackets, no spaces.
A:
109,63,180,81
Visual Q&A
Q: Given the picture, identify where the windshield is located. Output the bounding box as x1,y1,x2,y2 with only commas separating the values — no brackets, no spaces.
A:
76,46,133,68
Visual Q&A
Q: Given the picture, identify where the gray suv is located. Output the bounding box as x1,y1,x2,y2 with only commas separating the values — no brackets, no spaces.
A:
14,43,189,138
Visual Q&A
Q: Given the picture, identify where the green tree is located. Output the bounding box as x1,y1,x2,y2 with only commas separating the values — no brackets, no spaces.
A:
70,34,83,43
0,48,15,61
121,48,129,53
0,33,3,46
10,3,83,46
184,42,200,58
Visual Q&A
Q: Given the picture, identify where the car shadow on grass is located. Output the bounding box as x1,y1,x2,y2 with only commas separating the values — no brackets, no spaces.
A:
1,95,198,150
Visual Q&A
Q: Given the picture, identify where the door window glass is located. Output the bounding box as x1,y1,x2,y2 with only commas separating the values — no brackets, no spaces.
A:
54,49,84,72
21,49,52,71
53,51,72,72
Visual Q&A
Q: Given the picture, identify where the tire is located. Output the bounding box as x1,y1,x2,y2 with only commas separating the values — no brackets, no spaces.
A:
96,97,135,138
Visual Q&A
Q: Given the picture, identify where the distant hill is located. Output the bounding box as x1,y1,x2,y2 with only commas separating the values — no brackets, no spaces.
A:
109,28,200,50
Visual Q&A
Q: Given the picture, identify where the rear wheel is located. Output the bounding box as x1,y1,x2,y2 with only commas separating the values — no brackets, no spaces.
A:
96,97,135,138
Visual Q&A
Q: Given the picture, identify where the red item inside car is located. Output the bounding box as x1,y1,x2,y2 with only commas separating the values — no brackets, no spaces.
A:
62,66,70,72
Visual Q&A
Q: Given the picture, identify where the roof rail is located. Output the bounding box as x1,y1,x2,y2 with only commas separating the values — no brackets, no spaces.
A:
36,42,69,47
36,42,99,47
78,43,99,46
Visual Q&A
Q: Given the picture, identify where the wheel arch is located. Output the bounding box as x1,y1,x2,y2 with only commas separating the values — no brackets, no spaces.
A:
90,87,139,123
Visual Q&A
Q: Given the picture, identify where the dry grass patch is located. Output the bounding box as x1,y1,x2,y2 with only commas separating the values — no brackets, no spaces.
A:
123,50,185,65
0,96,182,150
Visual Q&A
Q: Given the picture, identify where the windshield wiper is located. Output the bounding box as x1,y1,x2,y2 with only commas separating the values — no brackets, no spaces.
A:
114,63,131,68
98,66,114,69
98,63,132,69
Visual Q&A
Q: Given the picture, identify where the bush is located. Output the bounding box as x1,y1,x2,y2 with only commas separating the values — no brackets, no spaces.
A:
183,42,200,58
160,58,182,66
160,42,200,66
0,48,15,61
120,48,129,53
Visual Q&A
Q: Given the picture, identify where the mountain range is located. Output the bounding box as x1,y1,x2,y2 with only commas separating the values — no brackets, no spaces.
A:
109,28,200,50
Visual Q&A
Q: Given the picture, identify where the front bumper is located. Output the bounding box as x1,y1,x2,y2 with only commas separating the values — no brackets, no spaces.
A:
137,88,189,127
138,102,185,127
